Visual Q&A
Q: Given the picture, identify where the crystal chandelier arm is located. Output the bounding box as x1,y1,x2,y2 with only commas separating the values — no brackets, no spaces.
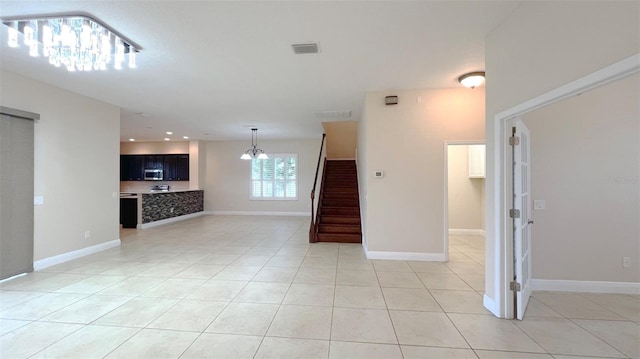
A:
1,11,143,52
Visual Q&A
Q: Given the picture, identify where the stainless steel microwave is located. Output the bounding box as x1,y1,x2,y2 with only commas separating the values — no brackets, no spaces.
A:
144,169,163,181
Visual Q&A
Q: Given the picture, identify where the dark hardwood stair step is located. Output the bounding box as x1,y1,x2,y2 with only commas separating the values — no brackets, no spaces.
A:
320,216,361,225
318,224,361,234
325,175,357,180
322,192,359,199
323,183,357,188
316,233,361,243
321,206,360,215
322,199,359,207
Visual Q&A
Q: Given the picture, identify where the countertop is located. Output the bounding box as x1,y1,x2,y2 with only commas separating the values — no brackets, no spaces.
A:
120,189,203,197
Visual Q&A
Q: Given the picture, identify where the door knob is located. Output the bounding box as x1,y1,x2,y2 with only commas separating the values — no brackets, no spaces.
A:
528,220,534,225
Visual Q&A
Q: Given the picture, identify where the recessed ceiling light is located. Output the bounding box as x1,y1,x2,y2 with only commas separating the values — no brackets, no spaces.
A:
128,138,135,141
166,131,173,135
183,136,189,139
164,138,170,141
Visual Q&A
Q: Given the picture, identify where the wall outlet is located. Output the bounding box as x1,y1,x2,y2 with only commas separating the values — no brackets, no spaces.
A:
34,196,44,205
84,231,91,239
622,257,631,268
534,200,545,210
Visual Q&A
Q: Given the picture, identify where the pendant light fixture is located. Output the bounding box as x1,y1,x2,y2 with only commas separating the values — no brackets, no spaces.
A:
2,13,141,72
458,71,485,89
241,128,268,160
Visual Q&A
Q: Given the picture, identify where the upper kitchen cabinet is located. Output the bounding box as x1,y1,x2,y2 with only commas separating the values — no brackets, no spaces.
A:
164,154,190,181
468,144,486,178
120,155,145,181
121,154,189,181
144,155,164,170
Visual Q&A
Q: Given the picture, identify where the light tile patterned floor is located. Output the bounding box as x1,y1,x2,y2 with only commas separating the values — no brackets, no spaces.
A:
0,216,638,358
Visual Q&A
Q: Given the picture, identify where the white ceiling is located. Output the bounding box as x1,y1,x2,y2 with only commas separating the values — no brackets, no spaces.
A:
0,1,519,141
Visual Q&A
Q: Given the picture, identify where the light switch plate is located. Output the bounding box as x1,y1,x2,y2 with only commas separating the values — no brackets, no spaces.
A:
374,171,384,178
534,200,545,210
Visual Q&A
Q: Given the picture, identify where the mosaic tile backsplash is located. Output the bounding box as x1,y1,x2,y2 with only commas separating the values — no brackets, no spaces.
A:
141,190,204,223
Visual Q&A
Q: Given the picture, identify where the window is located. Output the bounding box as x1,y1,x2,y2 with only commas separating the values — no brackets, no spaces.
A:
251,153,297,200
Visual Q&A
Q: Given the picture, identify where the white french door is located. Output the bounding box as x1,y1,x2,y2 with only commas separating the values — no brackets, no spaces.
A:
509,118,532,320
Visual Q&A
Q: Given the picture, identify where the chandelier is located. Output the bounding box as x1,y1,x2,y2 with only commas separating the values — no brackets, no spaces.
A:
2,13,141,72
241,128,268,160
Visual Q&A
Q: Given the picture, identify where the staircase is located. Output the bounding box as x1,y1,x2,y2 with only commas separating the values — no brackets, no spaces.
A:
316,160,362,243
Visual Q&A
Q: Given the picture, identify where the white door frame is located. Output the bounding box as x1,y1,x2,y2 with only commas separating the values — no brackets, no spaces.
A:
443,140,485,262
487,53,640,318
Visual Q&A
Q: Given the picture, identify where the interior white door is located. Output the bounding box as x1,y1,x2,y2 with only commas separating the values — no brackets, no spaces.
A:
509,118,532,320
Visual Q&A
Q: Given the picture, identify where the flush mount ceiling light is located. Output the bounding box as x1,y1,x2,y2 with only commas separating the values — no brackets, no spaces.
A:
240,128,268,160
458,71,486,89
2,13,141,72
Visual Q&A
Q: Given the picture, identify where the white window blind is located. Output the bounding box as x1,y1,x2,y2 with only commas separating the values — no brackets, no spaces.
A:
251,153,297,200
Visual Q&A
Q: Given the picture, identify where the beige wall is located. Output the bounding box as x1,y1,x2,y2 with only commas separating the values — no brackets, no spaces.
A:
203,139,319,213
448,145,485,231
0,70,120,261
485,1,639,309
120,141,189,154
522,74,639,282
359,88,485,254
323,121,358,159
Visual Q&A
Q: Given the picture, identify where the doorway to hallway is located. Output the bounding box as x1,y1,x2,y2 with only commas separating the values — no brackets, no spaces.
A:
444,142,486,293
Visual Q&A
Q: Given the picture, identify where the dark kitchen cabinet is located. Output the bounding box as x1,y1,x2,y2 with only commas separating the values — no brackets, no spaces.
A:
120,155,144,181
144,155,164,170
163,154,190,181
120,197,138,228
121,154,189,181
176,155,189,181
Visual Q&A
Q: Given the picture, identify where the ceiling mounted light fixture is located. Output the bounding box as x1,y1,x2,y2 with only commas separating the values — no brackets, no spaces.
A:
2,13,141,72
240,128,268,160
458,71,485,89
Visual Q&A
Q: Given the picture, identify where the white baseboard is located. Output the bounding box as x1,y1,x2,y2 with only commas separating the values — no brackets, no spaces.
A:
365,249,445,261
483,294,500,317
206,211,310,217
449,229,485,236
327,158,356,161
33,239,121,271
531,279,640,294
138,211,206,229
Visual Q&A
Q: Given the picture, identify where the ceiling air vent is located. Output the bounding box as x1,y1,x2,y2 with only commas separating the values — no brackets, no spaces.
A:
292,42,319,54
315,110,352,119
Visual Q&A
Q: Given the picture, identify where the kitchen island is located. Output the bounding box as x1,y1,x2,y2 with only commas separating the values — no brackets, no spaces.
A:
120,190,204,228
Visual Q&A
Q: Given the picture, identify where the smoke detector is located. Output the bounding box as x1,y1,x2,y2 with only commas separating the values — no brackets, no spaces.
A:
292,42,319,54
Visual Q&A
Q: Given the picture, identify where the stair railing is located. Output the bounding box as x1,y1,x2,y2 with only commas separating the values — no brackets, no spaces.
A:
310,133,326,243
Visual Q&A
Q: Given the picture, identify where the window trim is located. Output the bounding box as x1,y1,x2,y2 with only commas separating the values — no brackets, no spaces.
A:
249,153,298,201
